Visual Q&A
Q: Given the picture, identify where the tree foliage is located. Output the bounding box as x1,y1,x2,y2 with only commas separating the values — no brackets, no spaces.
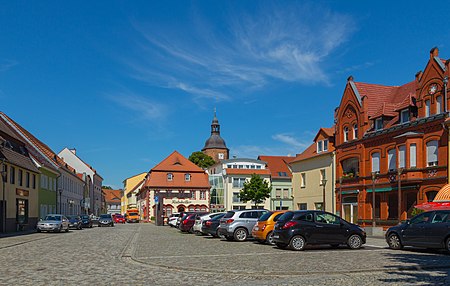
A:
188,151,216,169
102,185,113,190
239,174,271,207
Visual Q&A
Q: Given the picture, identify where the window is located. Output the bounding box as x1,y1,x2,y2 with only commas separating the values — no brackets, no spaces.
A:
10,166,15,184
398,145,406,168
32,174,36,189
282,189,289,199
167,173,173,181
232,192,241,203
26,172,30,188
18,170,23,186
375,118,383,130
298,203,307,210
353,124,358,139
317,139,329,153
232,178,246,188
426,191,438,202
388,149,396,171
218,153,224,160
371,152,380,173
426,140,438,166
400,109,410,123
200,191,206,200
191,191,196,199
317,141,323,153
410,143,417,168
323,139,328,151
185,174,191,181
300,173,306,188
436,96,442,114
314,202,323,211
275,188,281,198
343,127,349,142
425,99,431,117
320,169,326,184
256,165,261,169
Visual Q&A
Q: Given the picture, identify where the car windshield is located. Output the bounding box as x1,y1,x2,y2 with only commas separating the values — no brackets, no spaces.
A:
81,215,90,219
99,214,111,219
258,212,273,222
44,215,61,221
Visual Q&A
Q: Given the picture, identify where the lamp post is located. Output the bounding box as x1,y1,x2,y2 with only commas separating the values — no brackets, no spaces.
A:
321,179,327,211
397,168,403,224
339,176,343,217
1,159,6,233
371,172,377,227
58,189,63,213
443,75,448,113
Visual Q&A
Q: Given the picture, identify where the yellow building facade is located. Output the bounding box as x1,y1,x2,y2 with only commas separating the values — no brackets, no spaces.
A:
121,172,147,214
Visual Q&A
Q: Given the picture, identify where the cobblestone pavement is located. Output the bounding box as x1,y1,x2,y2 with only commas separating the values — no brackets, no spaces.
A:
0,223,449,285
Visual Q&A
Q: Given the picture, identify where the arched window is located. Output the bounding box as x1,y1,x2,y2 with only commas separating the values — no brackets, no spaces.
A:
343,127,349,142
353,124,358,139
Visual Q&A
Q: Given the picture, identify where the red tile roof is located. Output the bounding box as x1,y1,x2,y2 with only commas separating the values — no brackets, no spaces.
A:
257,155,292,179
103,189,123,203
353,81,416,119
143,151,210,189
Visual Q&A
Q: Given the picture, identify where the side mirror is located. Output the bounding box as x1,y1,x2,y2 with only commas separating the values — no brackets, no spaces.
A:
405,219,411,225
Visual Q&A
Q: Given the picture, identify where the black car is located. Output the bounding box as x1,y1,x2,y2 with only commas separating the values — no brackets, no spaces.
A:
98,214,114,227
80,215,93,228
202,213,226,237
67,215,83,230
273,210,366,251
386,210,450,252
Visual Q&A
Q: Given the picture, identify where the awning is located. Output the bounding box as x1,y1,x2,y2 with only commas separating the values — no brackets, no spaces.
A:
341,190,359,195
415,201,450,211
366,185,417,193
434,184,450,202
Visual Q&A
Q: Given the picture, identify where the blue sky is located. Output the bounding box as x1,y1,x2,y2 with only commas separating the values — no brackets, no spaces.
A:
1,1,450,189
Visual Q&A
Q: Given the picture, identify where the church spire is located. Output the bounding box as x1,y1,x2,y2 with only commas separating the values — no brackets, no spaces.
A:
202,109,229,161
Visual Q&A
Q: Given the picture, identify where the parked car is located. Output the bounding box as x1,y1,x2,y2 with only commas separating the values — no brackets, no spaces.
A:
386,210,450,252
273,210,366,251
193,213,224,234
176,212,196,228
114,214,126,224
168,213,180,227
80,215,93,228
218,209,269,242
202,213,226,237
98,214,114,227
252,210,287,245
67,215,83,230
179,212,208,233
36,214,69,233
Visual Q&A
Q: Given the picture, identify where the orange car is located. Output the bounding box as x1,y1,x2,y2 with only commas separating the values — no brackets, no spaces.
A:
252,210,287,245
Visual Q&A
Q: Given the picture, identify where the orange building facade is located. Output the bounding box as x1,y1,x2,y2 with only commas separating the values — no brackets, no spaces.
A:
335,48,449,228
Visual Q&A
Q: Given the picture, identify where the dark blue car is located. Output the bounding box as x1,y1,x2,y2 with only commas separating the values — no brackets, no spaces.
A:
386,210,450,252
67,215,83,230
80,215,93,228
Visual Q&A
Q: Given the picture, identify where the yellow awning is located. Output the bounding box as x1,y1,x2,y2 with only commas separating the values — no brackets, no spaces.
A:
434,184,450,202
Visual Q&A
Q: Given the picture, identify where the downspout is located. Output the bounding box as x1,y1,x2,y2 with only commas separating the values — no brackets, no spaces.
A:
331,152,335,214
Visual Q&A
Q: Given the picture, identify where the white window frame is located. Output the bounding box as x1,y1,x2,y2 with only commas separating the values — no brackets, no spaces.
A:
185,173,191,181
436,96,442,114
323,139,328,151
353,124,358,139
400,109,410,123
410,143,417,168
425,99,431,117
398,145,406,168
388,149,396,171
371,152,380,173
167,173,173,181
343,127,349,142
426,140,438,167
300,173,306,188
317,141,323,153
375,118,383,131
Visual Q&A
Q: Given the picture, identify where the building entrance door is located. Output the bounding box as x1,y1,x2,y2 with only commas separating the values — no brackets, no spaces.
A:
342,196,358,224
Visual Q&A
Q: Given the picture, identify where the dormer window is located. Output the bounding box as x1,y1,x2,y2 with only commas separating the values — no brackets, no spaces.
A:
400,109,410,123
343,127,349,142
185,173,191,181
375,118,383,131
317,139,329,153
167,173,173,181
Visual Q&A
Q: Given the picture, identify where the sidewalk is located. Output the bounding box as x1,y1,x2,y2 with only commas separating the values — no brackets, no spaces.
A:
0,229,36,238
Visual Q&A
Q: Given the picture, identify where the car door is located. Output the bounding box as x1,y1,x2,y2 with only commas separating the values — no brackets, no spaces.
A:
401,211,434,246
426,211,450,247
313,212,347,244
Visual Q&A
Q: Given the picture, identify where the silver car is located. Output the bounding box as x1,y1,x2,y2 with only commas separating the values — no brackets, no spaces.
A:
36,214,69,233
218,209,269,242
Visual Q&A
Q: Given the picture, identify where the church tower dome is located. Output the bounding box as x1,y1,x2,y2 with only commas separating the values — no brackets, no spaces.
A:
202,109,229,162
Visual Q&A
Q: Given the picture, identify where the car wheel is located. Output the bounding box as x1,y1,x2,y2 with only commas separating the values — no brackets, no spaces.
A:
387,233,403,250
266,231,275,245
233,228,248,242
446,238,450,253
347,234,363,249
276,242,288,249
289,235,306,251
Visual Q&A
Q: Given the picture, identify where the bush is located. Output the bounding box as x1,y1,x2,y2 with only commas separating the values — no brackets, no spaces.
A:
410,208,424,217
150,216,155,221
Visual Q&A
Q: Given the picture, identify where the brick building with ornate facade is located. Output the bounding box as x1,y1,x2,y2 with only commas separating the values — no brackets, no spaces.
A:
335,47,449,228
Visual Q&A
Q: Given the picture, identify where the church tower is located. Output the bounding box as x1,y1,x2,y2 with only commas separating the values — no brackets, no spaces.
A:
202,109,229,162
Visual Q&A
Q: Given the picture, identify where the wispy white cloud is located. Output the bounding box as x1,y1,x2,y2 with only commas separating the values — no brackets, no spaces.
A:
108,91,168,121
272,133,310,149
336,61,375,74
0,59,18,72
125,3,355,104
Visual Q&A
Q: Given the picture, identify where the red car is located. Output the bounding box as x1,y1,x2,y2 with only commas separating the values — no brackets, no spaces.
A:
113,214,126,224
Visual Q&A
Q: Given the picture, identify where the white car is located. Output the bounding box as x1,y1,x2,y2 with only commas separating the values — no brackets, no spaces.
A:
168,213,180,227
193,213,224,234
36,214,69,233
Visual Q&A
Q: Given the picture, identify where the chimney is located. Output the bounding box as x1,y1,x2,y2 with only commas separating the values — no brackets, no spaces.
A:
347,75,354,82
70,148,76,155
430,47,439,59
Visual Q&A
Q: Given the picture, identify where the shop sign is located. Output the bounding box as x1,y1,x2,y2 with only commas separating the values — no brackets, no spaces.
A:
172,199,191,204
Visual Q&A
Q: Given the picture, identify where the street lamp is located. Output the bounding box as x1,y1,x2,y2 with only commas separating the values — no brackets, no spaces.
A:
397,168,403,224
321,179,327,211
371,172,377,227
443,75,448,113
58,189,63,213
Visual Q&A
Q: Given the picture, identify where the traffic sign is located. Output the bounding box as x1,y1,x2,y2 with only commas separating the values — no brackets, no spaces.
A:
154,196,159,204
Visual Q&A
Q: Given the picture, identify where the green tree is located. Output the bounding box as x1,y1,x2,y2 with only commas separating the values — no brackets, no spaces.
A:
188,151,216,169
102,186,113,190
239,174,271,208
